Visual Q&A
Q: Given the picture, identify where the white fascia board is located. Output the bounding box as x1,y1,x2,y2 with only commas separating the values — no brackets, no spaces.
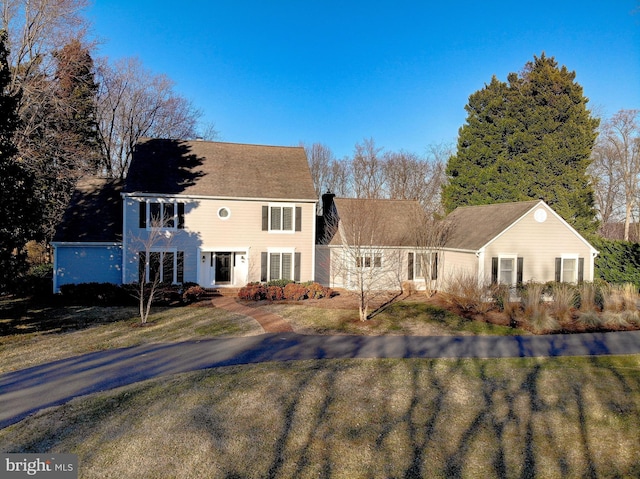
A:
51,242,122,247
122,192,318,203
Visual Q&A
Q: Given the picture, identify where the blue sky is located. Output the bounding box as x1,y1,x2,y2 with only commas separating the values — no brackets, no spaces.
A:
87,1,640,159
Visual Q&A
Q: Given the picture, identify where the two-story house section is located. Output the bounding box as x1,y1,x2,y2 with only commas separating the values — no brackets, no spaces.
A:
122,138,318,289
53,138,318,292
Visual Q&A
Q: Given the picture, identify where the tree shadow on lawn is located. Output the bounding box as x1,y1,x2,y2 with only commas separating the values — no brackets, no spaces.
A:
0,297,138,336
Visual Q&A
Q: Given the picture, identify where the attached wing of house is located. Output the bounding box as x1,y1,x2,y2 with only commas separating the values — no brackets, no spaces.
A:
315,195,433,289
441,200,599,287
52,177,124,293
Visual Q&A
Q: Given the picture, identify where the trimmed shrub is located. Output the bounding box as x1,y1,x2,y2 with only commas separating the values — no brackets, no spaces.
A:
283,282,308,300
238,283,267,301
266,279,294,288
183,285,206,303
265,285,285,301
307,282,331,299
60,282,132,305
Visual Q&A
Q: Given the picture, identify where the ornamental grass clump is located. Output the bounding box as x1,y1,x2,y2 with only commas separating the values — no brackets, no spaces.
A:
549,282,577,323
601,283,639,328
576,282,603,328
442,271,493,314
521,282,558,333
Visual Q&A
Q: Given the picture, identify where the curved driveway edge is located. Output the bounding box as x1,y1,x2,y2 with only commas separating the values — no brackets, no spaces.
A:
2,330,640,429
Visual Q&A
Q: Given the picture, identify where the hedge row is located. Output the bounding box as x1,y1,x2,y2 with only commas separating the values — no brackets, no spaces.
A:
58,282,206,306
592,237,640,287
238,281,332,301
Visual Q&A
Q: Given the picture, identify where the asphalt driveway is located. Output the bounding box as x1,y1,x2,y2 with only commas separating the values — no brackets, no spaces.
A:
2,330,640,429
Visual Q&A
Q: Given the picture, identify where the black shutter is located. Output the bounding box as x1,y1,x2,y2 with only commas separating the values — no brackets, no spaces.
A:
139,202,146,228
431,253,438,280
177,251,184,283
177,203,185,229
555,258,562,282
407,252,414,280
491,257,498,284
295,206,302,231
294,252,301,282
261,252,268,282
517,257,523,285
262,206,269,231
578,258,584,282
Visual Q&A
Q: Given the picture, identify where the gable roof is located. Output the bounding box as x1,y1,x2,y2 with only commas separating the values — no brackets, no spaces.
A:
125,138,317,201
443,200,543,251
327,198,427,247
53,177,124,243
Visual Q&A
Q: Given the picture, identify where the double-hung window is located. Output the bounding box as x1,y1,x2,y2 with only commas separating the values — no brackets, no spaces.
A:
139,250,184,283
262,204,302,232
555,255,584,283
260,250,301,282
491,255,523,286
140,200,185,230
356,253,382,268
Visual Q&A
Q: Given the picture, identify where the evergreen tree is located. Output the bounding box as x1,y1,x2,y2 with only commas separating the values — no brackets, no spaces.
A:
0,30,39,289
443,54,600,234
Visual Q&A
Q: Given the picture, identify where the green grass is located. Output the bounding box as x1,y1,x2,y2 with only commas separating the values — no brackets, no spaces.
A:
2,356,639,478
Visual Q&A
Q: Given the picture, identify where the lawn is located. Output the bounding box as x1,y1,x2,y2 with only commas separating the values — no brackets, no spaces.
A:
1,295,640,478
1,356,639,478
0,295,523,374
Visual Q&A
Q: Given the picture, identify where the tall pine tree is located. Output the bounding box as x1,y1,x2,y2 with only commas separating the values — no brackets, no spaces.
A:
0,30,39,289
443,54,599,235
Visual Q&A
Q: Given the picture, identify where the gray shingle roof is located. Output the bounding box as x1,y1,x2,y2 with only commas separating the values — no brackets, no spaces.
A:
125,138,317,200
53,177,124,242
327,198,427,247
443,200,542,250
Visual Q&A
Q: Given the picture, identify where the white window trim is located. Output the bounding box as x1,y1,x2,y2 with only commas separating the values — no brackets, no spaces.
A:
268,203,296,234
560,254,579,283
356,252,383,268
498,254,518,286
142,248,179,283
266,247,295,280
414,251,437,279
145,200,180,231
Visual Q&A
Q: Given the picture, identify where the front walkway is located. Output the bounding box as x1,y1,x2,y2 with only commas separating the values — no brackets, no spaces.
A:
210,296,294,333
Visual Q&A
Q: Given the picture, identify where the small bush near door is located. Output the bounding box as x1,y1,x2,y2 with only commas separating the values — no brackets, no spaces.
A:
238,282,332,301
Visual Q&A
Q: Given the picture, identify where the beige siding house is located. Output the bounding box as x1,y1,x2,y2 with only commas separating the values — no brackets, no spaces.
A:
53,139,318,290
440,200,599,288
315,197,598,293
316,196,435,291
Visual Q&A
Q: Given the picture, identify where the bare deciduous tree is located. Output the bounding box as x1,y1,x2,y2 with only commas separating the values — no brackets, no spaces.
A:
2,0,91,145
96,57,202,178
352,138,385,199
384,149,447,213
323,198,406,321
128,215,176,324
591,109,640,240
